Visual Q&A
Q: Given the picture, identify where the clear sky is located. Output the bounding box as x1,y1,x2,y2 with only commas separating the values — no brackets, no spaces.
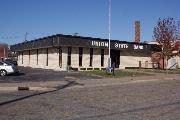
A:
0,0,179,45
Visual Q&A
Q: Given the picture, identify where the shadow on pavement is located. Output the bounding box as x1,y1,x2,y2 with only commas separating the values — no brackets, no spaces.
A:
9,72,25,76
0,80,83,106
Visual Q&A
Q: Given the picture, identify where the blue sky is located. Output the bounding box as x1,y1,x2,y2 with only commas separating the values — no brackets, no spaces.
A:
0,0,179,45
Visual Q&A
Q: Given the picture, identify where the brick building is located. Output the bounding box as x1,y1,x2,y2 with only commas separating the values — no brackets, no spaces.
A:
11,34,160,70
0,44,8,60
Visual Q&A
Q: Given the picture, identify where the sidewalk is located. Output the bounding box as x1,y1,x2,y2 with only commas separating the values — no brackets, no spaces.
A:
0,81,67,91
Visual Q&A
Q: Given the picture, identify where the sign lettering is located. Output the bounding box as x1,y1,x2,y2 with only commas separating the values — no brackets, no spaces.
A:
134,45,144,50
92,41,109,47
115,43,128,49
91,41,144,50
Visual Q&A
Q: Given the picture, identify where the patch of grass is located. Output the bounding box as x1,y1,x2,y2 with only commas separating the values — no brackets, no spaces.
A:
133,69,180,74
81,70,153,78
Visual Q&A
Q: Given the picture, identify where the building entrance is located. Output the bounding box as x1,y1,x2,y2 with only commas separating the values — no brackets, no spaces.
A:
111,50,120,68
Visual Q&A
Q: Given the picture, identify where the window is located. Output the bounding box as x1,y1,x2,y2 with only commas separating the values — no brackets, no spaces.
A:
89,48,93,67
59,47,62,67
22,52,23,64
79,47,83,66
46,48,48,66
37,49,38,65
67,47,71,66
101,49,104,67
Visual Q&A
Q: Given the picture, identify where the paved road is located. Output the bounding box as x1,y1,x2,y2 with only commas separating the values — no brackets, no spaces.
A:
0,76,179,120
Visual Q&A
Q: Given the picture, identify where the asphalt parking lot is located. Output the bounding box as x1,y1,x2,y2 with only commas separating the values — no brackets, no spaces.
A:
0,74,179,120
0,66,102,83
0,67,179,120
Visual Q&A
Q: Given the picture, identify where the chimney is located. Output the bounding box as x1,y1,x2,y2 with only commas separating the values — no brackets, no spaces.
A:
135,21,141,43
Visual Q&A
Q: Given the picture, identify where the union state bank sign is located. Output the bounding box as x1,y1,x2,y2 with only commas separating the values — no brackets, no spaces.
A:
91,41,144,50
11,35,150,52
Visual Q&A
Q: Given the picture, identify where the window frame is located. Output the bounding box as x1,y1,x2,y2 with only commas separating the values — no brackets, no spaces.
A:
89,48,93,67
79,47,83,66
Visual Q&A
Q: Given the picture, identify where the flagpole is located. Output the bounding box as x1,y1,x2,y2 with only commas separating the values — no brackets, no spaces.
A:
108,0,111,68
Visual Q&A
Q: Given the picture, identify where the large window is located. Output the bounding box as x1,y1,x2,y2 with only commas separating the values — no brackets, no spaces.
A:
59,47,62,67
22,52,23,64
67,47,72,66
101,49,104,67
89,48,93,67
79,47,83,66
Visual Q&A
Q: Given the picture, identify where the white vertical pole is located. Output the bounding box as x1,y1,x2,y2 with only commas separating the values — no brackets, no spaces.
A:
108,0,111,68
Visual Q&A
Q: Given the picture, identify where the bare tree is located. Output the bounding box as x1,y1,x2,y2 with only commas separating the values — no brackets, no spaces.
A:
153,18,178,69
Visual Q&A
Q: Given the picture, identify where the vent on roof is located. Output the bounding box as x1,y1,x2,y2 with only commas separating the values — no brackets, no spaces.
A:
73,33,79,36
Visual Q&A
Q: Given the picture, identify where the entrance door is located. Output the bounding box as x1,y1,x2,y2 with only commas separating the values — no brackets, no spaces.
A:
111,50,120,68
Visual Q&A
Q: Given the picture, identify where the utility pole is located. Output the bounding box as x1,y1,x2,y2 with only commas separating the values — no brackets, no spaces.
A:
24,32,28,42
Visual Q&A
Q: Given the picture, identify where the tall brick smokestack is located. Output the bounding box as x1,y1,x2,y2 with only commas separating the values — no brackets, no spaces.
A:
135,21,141,43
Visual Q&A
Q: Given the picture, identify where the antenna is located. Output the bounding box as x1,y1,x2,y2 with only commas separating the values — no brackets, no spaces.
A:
73,33,79,36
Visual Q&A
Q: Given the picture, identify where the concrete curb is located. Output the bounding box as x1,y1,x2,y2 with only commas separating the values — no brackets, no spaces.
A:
0,87,56,91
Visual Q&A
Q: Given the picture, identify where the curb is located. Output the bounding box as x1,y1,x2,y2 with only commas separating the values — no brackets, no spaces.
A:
0,87,56,91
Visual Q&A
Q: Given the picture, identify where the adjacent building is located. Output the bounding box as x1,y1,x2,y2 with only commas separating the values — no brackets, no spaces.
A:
149,40,180,69
0,44,8,60
11,34,160,70
168,39,180,69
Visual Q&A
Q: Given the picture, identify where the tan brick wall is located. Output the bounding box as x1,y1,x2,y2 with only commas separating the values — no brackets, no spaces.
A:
18,52,22,66
48,47,59,69
93,48,101,67
16,47,152,70
82,48,90,67
30,50,37,68
104,49,109,68
71,47,79,68
120,56,151,69
38,48,47,69
61,47,67,70
19,48,64,70
23,51,29,66
17,48,113,70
